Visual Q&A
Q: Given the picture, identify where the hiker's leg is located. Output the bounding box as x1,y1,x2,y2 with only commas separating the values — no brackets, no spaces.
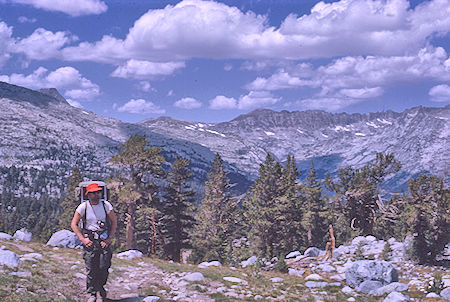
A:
98,246,112,287
83,247,100,295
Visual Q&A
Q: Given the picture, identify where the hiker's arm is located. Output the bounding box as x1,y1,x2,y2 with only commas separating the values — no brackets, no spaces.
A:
107,210,117,239
101,210,117,248
71,211,92,247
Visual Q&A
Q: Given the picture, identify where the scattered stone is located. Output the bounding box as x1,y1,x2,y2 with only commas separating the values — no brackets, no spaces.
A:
305,281,341,288
9,271,32,277
346,260,398,288
342,286,356,295
46,230,82,249
288,268,305,277
347,298,355,302
330,274,346,281
356,280,383,293
0,249,21,268
383,291,410,302
223,276,248,284
426,293,440,298
286,251,301,258
198,260,221,268
304,247,323,257
13,228,32,242
317,263,336,273
371,282,409,296
441,287,450,300
143,296,160,302
183,272,205,282
305,274,323,281
254,295,263,300
0,233,12,240
270,277,284,283
241,256,258,267
116,250,143,259
75,273,86,279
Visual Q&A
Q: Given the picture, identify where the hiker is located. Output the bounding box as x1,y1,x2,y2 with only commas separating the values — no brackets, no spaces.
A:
324,224,335,261
71,183,117,302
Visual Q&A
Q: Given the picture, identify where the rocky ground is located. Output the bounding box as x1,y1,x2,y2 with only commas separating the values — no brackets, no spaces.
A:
0,230,449,301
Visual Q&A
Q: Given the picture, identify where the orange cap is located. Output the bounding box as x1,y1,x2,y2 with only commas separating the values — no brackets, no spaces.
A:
85,183,102,195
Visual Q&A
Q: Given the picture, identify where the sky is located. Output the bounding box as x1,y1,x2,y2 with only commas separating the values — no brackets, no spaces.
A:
0,0,449,123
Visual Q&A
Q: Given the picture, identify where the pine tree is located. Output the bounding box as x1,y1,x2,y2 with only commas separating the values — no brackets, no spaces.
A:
57,166,82,230
161,157,196,262
407,174,449,264
301,161,327,248
243,153,284,259
191,153,238,263
109,135,166,254
325,153,401,243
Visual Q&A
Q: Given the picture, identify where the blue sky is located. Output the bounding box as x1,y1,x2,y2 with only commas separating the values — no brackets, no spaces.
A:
0,0,449,123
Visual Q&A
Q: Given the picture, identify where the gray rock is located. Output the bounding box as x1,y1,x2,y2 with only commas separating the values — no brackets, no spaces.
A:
317,263,336,273
223,276,248,284
46,230,82,249
357,280,384,293
383,292,410,302
198,260,221,268
270,277,284,283
116,250,143,259
286,251,301,258
13,228,32,241
441,287,450,300
241,256,258,267
342,286,356,295
143,297,160,302
9,271,32,277
0,233,12,240
426,293,440,298
346,260,398,288
0,249,21,268
304,247,323,257
306,273,323,281
372,282,409,296
183,272,205,282
305,281,341,288
288,268,305,277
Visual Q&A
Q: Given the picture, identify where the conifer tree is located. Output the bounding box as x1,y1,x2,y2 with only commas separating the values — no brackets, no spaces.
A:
243,153,283,258
161,157,196,262
109,135,166,254
301,161,327,248
191,153,238,263
275,155,304,253
325,153,401,243
407,174,449,264
57,166,82,230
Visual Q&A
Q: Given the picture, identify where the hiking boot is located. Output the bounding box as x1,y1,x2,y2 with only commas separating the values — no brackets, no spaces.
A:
86,294,96,302
99,287,107,301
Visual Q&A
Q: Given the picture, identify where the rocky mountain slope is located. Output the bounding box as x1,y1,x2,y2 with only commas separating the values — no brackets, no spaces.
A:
0,81,448,198
141,106,450,189
0,82,250,198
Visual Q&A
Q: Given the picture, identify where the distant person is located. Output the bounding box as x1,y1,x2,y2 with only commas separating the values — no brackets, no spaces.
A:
324,224,335,261
71,183,117,302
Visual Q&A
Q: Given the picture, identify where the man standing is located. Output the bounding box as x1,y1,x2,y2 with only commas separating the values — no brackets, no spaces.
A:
71,183,117,302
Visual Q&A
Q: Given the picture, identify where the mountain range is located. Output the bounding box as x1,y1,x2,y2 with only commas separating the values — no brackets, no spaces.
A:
0,81,448,198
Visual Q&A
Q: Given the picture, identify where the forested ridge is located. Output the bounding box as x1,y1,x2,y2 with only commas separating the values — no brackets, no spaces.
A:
0,135,448,265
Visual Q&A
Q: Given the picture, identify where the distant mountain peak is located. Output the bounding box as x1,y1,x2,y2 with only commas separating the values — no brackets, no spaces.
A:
0,81,67,107
37,88,68,105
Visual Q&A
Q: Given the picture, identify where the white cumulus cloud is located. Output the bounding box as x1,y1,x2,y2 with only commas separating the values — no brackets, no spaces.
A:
18,16,37,23
174,97,202,109
429,84,450,102
117,99,165,114
9,0,107,16
338,87,384,98
13,28,76,60
0,66,100,100
59,0,450,63
209,95,237,109
238,91,280,110
290,97,363,111
0,22,13,67
111,60,185,79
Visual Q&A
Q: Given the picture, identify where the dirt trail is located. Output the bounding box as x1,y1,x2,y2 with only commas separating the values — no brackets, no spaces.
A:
75,258,213,302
